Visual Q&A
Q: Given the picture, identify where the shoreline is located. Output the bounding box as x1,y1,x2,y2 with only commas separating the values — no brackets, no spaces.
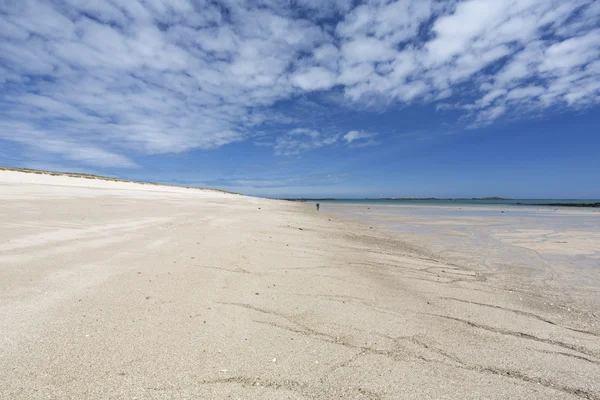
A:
318,201,600,215
2,171,599,399
283,198,600,207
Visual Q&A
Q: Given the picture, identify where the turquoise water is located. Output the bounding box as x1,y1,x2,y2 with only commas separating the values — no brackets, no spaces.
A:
309,199,600,207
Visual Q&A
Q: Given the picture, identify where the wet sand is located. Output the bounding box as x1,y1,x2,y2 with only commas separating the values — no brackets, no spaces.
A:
325,204,600,315
1,171,599,399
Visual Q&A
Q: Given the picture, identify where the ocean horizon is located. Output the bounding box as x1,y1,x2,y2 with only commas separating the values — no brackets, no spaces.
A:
289,198,600,207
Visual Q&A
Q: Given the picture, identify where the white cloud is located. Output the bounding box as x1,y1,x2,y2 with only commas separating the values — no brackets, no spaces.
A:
506,86,546,101
0,121,136,168
291,67,337,91
336,1,435,43
428,2,493,62
338,62,375,86
207,173,347,189
541,30,600,72
343,130,378,147
479,89,507,108
289,128,321,138
0,0,599,166
341,36,397,64
274,128,339,156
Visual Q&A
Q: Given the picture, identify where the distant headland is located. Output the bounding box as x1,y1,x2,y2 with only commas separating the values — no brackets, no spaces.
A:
527,202,600,208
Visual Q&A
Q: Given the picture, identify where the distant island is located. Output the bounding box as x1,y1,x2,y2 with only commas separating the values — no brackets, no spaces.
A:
529,202,600,208
471,197,513,200
379,197,446,201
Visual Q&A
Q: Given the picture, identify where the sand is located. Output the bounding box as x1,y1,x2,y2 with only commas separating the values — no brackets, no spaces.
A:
1,170,599,399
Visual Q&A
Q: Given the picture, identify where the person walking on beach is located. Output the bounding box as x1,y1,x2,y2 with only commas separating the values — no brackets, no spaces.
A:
316,203,320,211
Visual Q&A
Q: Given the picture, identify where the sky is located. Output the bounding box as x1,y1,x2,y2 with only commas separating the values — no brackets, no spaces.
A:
0,0,599,198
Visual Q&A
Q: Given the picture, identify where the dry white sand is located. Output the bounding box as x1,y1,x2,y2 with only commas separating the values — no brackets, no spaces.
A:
1,170,599,399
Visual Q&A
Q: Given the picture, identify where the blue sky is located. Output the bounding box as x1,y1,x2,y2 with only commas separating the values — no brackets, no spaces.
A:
1,0,599,198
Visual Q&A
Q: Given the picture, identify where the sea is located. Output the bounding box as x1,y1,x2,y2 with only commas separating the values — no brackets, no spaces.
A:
309,199,600,207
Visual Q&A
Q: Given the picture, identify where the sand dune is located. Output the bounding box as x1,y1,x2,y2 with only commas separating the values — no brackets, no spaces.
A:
1,171,599,399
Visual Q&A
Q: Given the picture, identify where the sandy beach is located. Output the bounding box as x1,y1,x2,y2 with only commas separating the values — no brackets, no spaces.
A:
1,170,599,400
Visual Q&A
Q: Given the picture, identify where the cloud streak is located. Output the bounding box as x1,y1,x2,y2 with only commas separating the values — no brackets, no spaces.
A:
0,0,599,167
343,130,378,146
206,173,347,189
